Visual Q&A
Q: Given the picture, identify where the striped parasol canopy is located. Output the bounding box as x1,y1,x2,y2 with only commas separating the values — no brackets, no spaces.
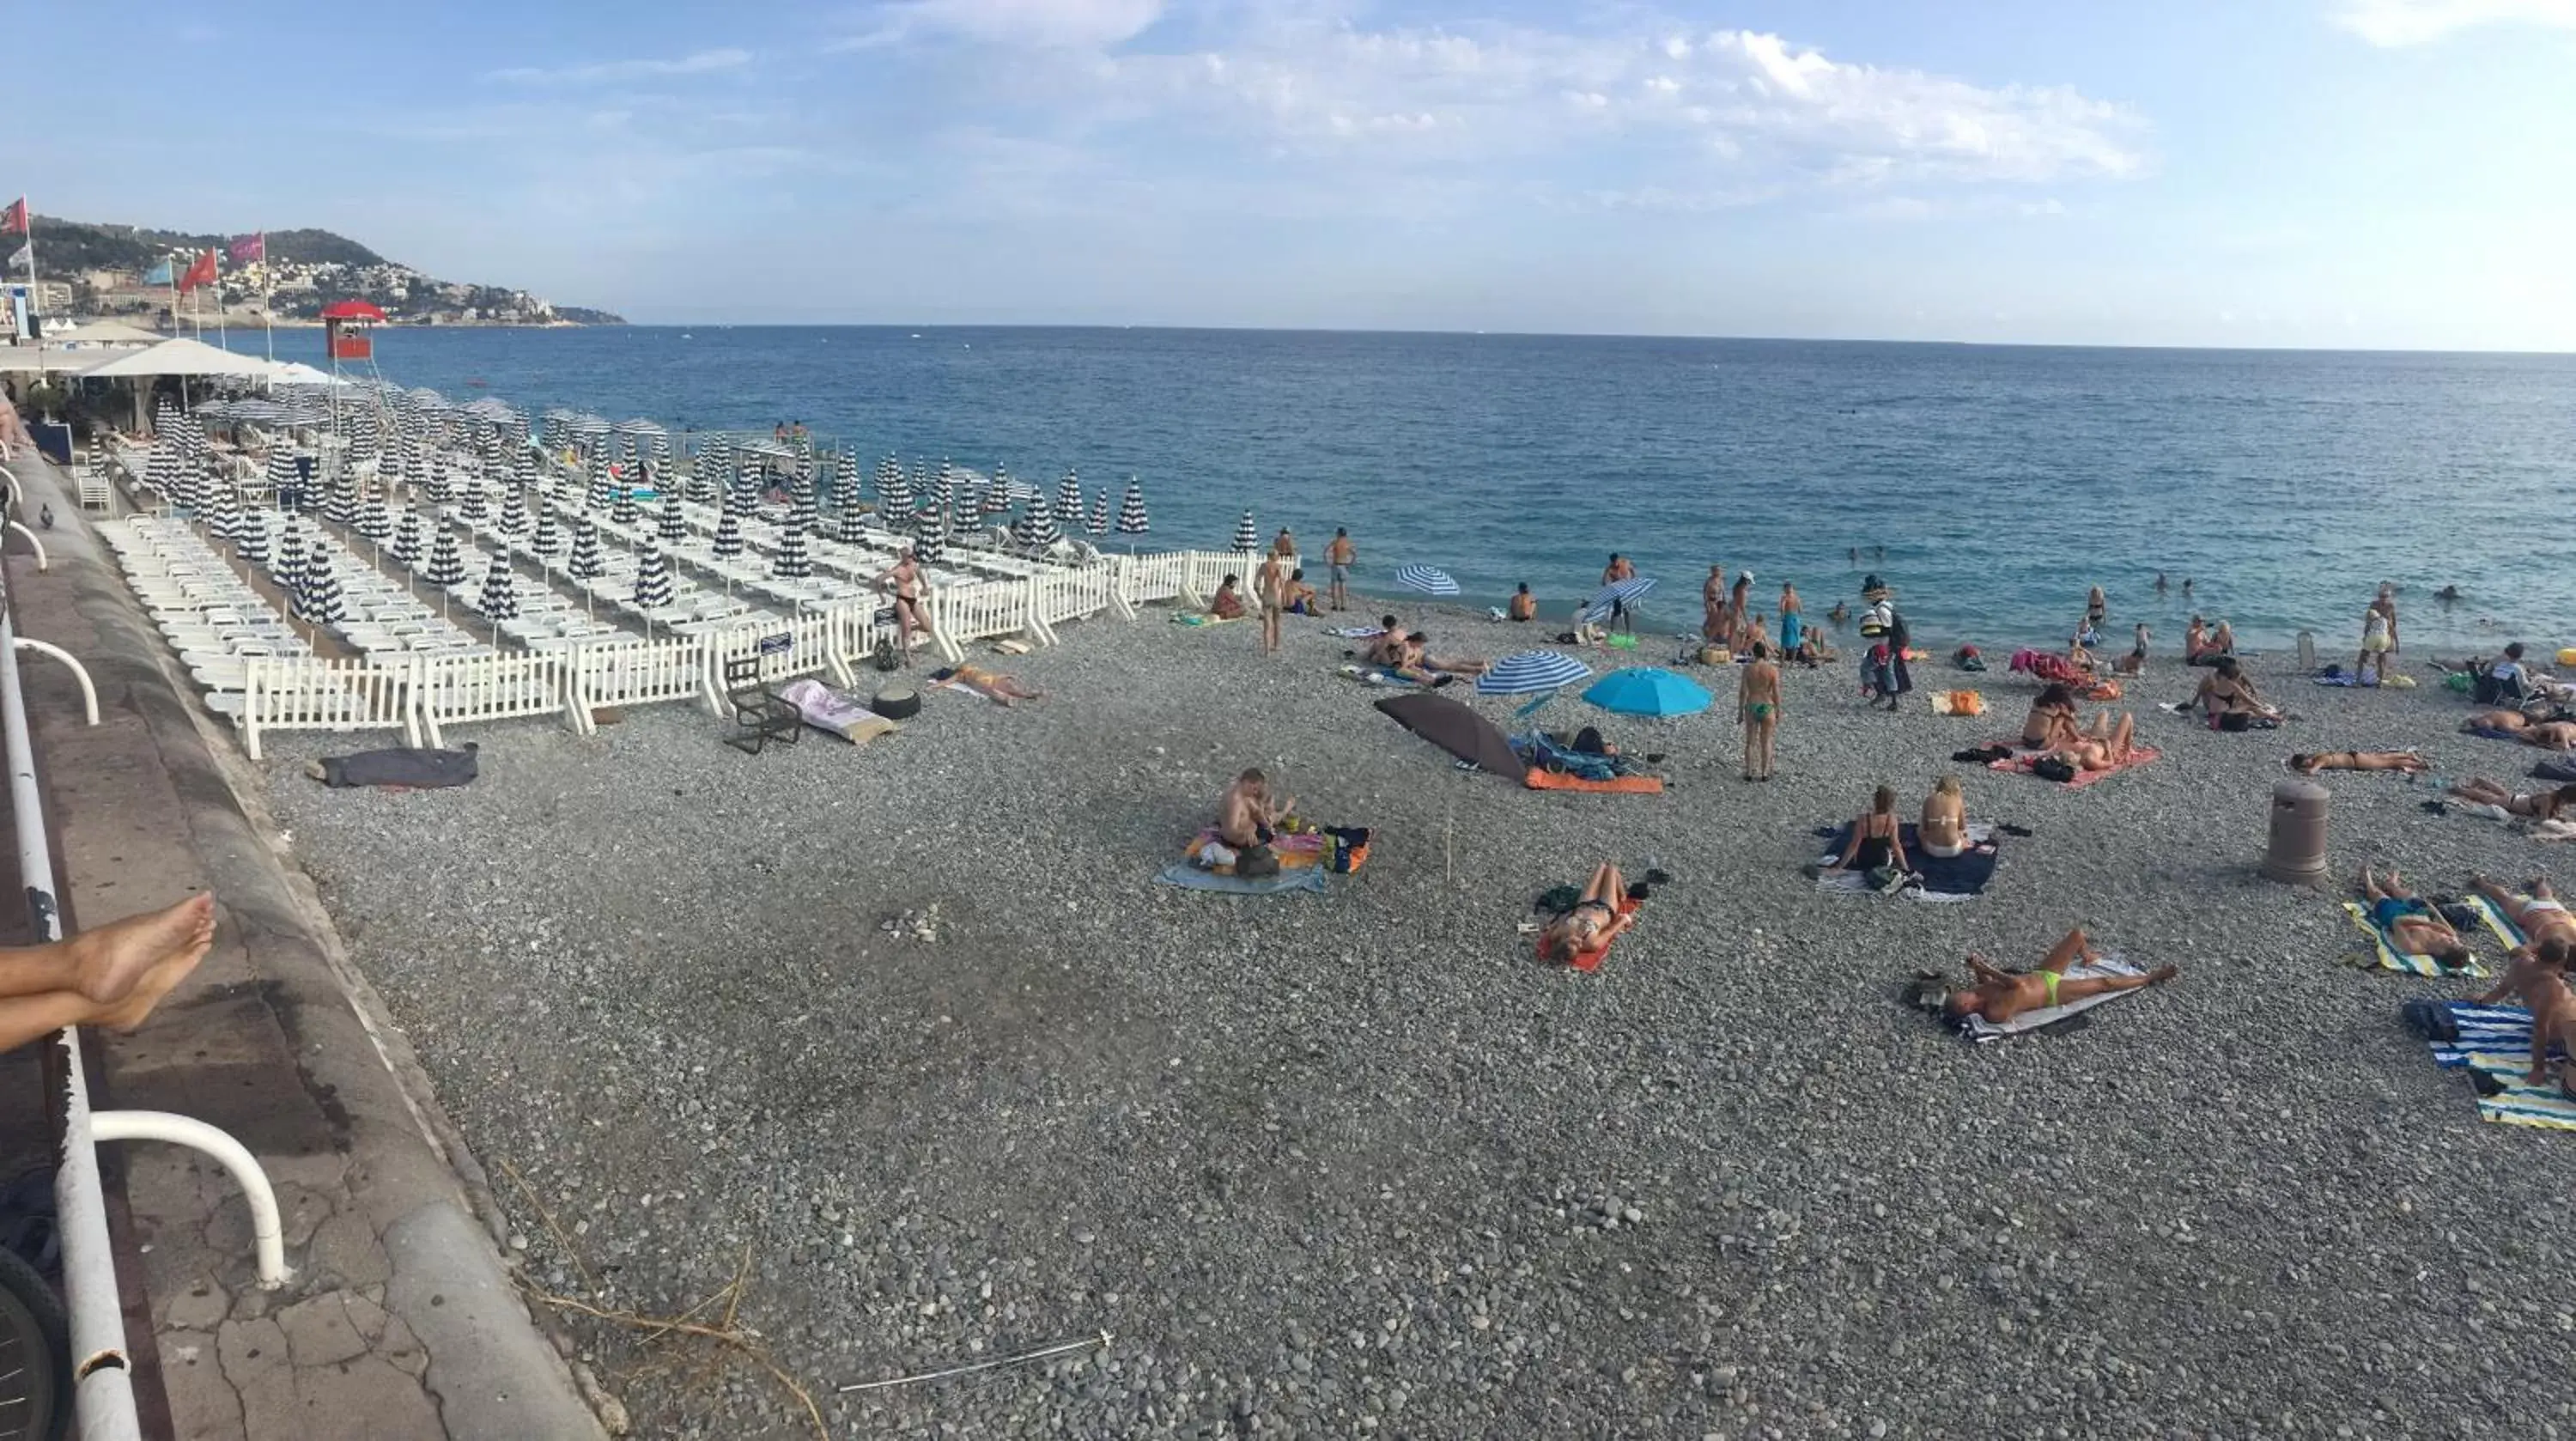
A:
263,447,301,508
201,469,239,542
1230,510,1258,553
835,487,870,546
294,550,345,626
1395,564,1461,597
787,476,821,539
771,519,812,580
424,525,465,589
979,478,1012,518
1579,576,1657,624
657,489,687,544
531,506,563,558
632,544,675,611
1475,650,1591,696
611,471,640,528
424,459,453,508
499,488,530,536
356,487,392,540
931,461,956,521
272,524,307,590
1116,479,1150,535
585,451,611,511
711,509,745,559
878,465,913,520
1087,494,1109,536
513,445,538,491
324,471,359,527
234,511,269,567
683,453,719,508
455,475,487,523
1014,499,1060,551
913,504,947,564
1053,469,1084,525
568,518,606,580
475,550,519,620
392,508,422,567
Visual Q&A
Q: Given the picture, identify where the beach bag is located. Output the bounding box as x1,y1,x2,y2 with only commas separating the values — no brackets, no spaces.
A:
2032,757,2079,783
2400,996,2458,1043
1699,647,1732,666
872,636,901,672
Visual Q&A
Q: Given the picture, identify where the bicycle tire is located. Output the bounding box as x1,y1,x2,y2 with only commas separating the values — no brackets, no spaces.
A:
0,1243,68,1441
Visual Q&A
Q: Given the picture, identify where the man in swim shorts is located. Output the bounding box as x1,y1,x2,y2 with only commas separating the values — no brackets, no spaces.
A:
1218,769,1296,849
1941,928,2178,1025
2475,934,2576,1091
2360,866,2474,969
1326,528,1356,611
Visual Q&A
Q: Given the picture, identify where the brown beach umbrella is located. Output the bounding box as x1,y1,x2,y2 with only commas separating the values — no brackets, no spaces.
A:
1374,693,1528,783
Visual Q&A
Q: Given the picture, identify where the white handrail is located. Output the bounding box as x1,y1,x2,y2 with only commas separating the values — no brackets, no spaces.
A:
89,1112,289,1288
13,636,99,726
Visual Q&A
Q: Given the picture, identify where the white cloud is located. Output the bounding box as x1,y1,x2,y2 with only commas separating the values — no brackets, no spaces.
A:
489,48,753,85
1091,21,2142,187
2332,0,2576,45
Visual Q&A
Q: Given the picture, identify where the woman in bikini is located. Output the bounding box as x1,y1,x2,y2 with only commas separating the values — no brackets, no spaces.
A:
1827,785,1910,882
2053,712,2140,772
936,663,1044,707
2358,865,2474,969
2467,873,2576,952
2445,778,2576,819
872,550,928,663
1941,927,2178,1025
1739,641,1781,781
2289,751,2428,775
1540,863,1639,966
1919,775,1968,859
2020,684,2081,750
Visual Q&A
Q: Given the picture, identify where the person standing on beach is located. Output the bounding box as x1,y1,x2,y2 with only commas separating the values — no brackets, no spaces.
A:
1602,553,1637,633
1255,550,1291,656
2086,585,2108,631
1326,528,1355,611
1272,526,1297,559
1703,565,1730,645
1741,641,1781,781
872,549,927,665
1778,581,1804,657
2357,583,2398,682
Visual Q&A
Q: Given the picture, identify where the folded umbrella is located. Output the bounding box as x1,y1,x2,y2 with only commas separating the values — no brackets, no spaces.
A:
1583,666,1713,717
1375,693,1528,782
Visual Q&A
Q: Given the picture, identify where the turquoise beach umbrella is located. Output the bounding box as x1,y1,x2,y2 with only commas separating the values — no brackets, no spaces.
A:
1582,666,1713,717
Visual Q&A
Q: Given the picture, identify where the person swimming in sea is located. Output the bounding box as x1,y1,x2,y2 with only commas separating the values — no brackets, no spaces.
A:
1826,600,1849,627
2435,585,2462,602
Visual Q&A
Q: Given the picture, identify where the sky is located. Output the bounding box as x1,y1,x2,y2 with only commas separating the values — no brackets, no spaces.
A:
15,0,2576,348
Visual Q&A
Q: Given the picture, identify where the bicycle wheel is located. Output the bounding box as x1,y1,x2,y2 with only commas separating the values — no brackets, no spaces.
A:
0,1243,68,1441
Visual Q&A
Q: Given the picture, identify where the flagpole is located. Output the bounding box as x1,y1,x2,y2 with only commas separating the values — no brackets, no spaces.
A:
215,248,229,352
260,233,273,362
25,204,42,378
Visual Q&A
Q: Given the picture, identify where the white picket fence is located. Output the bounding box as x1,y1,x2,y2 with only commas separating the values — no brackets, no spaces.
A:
234,556,1234,753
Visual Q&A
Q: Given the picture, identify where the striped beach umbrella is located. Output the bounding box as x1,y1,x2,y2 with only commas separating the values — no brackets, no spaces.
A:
979,479,1012,520
513,445,538,493
499,488,530,537
356,487,392,541
1086,494,1109,537
930,462,956,523
1579,577,1658,624
423,460,453,508
263,447,301,509
611,470,641,528
787,477,820,541
294,551,345,626
683,454,718,508
530,505,562,558
1230,511,1258,553
771,519,811,580
201,470,238,542
657,489,687,544
425,525,465,589
1052,469,1084,526
1475,650,1591,697
568,518,606,581
325,471,359,527
272,525,307,590
392,508,422,567
1395,564,1461,597
476,550,519,620
1015,501,1060,552
456,475,487,524
1116,479,1150,536
632,543,675,611
585,452,611,512
913,505,947,565
836,488,870,547
879,465,913,521
234,511,269,568
711,508,744,559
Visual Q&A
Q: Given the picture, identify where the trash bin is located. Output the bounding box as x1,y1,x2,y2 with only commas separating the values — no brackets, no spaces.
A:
2296,629,2316,673
2260,779,2330,886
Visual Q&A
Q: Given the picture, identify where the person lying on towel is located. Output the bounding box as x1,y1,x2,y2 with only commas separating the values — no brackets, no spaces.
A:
2289,750,2427,775
2468,873,2576,953
933,664,1044,707
2473,934,2576,1092
2358,865,2473,970
2047,711,2140,772
1218,769,1298,850
2447,777,2576,819
1540,863,1641,966
1940,927,2177,1025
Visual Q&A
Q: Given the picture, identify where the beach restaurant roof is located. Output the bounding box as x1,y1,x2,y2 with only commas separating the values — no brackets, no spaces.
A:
77,337,283,380
46,319,164,346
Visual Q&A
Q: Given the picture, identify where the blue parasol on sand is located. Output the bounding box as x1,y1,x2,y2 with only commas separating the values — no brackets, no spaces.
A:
1583,666,1711,717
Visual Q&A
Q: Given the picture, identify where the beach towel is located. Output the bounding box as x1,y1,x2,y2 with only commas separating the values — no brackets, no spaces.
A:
1335,664,1431,688
1811,823,1998,902
1540,897,1642,973
1156,864,1327,897
1954,956,2149,1043
2421,1002,2576,1131
1927,690,1986,717
1525,769,1664,795
2531,756,2576,785
2338,898,2500,978
1184,826,1370,875
1326,625,1387,639
312,744,479,789
777,679,900,745
1171,613,1248,627
2469,724,2524,742
1987,747,2160,788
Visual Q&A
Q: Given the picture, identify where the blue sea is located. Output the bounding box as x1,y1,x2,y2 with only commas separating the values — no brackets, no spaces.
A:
234,325,2575,655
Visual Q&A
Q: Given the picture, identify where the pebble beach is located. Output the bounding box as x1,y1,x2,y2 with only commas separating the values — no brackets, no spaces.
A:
256,605,2576,1440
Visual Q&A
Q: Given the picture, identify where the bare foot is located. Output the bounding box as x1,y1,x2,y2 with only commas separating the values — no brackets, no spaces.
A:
95,927,215,1033
68,895,215,1005
2147,965,2180,983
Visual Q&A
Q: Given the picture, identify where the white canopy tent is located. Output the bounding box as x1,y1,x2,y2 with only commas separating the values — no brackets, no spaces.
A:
78,337,284,380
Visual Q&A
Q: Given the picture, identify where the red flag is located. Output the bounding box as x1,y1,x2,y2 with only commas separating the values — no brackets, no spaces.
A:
177,248,219,293
0,198,25,235
228,232,264,264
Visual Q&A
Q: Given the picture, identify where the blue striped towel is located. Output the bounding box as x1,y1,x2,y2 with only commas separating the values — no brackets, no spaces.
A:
2424,1002,2576,1131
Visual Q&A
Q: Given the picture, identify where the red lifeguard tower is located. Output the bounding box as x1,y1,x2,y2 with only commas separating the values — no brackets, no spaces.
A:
318,300,388,492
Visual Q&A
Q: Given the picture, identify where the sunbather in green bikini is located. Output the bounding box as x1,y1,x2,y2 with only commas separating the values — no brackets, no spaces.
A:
1941,927,2178,1025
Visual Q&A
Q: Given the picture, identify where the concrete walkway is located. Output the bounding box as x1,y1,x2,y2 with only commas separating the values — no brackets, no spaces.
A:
3,453,611,1440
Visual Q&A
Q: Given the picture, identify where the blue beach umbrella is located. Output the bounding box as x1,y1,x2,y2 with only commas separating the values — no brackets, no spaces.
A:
1394,564,1461,597
1580,577,1658,624
1583,666,1712,717
1477,650,1591,697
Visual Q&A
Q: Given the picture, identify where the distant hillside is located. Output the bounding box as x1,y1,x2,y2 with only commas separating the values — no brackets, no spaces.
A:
39,216,623,327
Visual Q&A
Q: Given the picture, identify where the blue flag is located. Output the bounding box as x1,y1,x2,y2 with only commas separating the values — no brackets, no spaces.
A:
143,258,173,286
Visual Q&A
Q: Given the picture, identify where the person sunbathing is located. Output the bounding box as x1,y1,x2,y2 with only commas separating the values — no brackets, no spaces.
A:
2051,712,2139,771
2289,750,2428,775
1363,617,1407,667
1827,786,1910,881
2466,874,2576,952
2194,657,2277,730
1540,862,1639,966
2473,935,2576,1091
0,895,216,1055
1941,927,2178,1025
1399,633,1487,678
2020,684,2080,749
1208,575,1247,620
1218,769,1297,849
1918,775,1969,859
2358,865,2473,969
934,664,1043,706
2462,708,2532,735
2446,778,2576,820
2524,720,2576,751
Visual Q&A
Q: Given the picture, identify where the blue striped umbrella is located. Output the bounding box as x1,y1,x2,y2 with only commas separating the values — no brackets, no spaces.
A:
1579,576,1657,623
1476,650,1591,696
1394,564,1460,597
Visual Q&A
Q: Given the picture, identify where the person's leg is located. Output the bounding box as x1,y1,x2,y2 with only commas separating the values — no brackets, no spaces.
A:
1578,862,1619,905
2109,713,2136,759
2054,965,2179,1003
2452,778,2507,804
0,896,212,1005
0,899,215,1054
2532,877,2560,903
1741,720,1757,781
2038,927,2096,976
1758,714,1777,779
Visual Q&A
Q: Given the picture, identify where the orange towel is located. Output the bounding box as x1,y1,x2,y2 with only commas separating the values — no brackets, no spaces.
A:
1524,769,1665,794
1540,897,1643,973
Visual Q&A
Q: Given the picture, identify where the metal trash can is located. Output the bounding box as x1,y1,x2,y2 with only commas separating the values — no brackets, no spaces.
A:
2296,629,2316,672
2261,779,2330,886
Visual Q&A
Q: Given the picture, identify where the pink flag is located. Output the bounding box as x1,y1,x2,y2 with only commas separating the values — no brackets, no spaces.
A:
228,232,264,264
